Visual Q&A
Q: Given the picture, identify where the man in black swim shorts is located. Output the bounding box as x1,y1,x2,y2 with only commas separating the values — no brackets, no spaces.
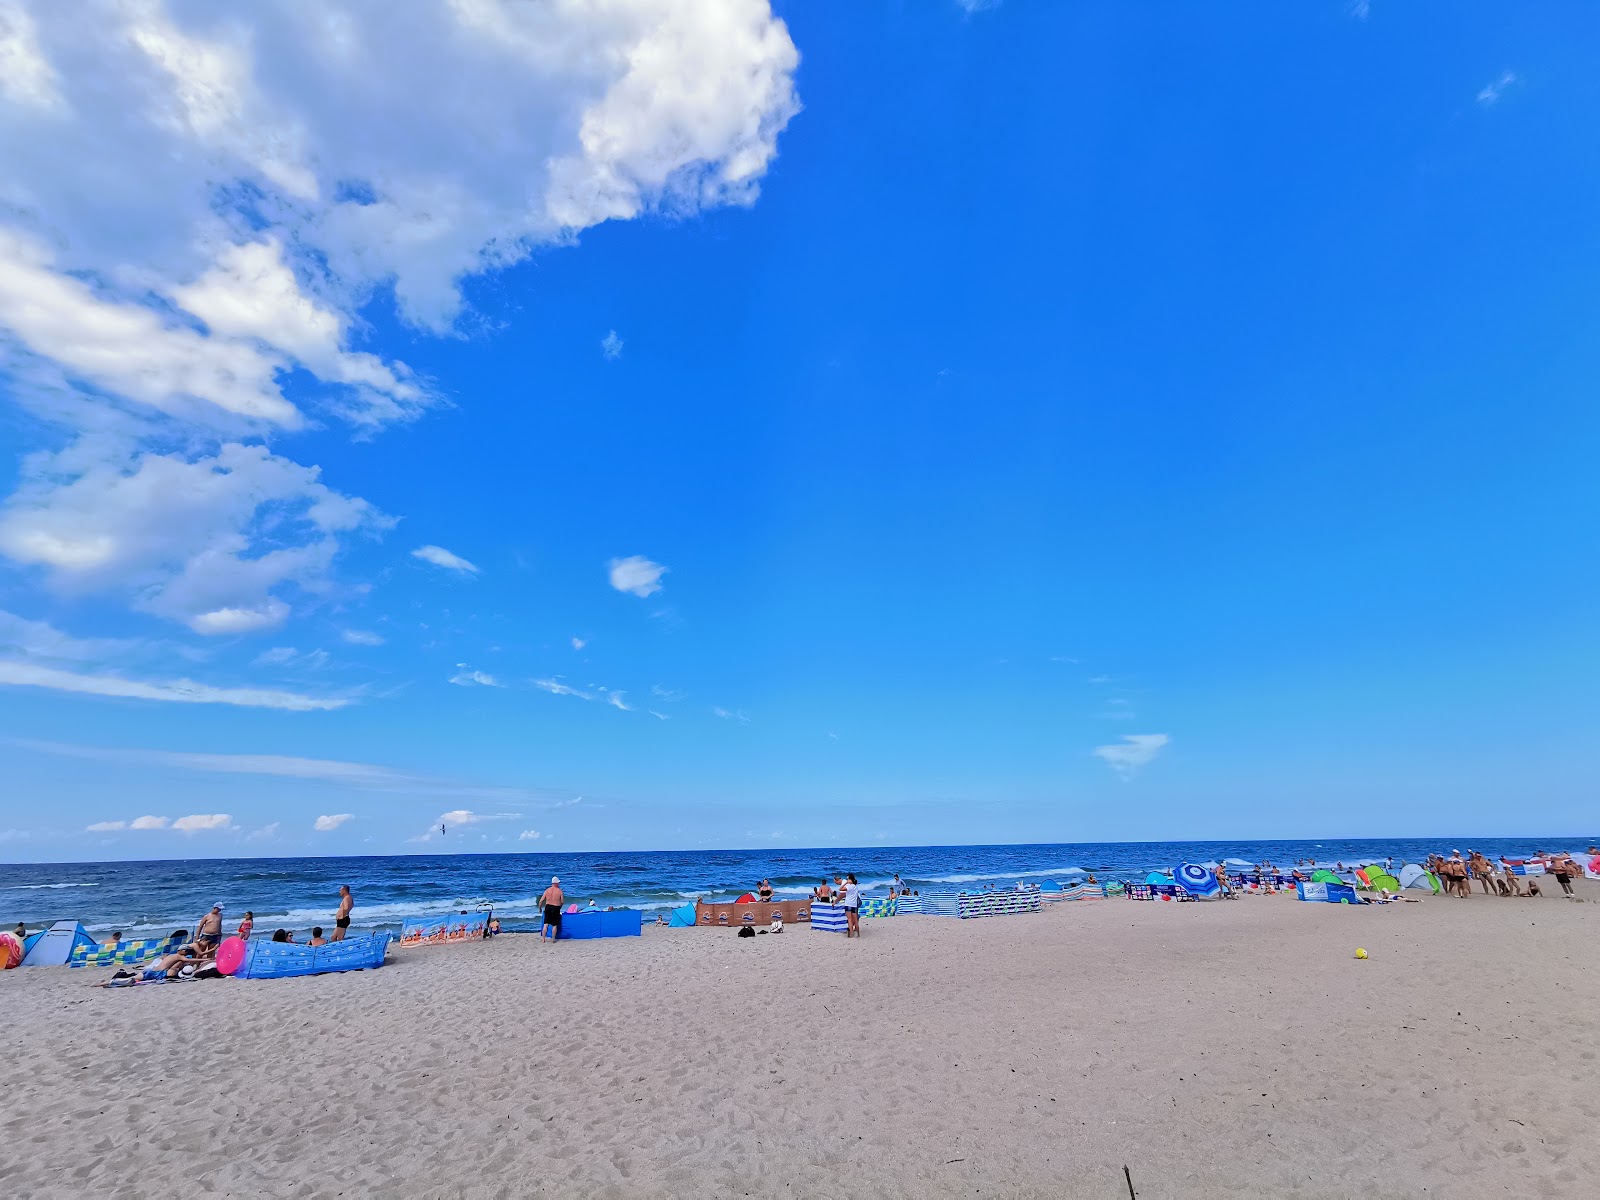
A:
540,876,564,942
332,885,353,941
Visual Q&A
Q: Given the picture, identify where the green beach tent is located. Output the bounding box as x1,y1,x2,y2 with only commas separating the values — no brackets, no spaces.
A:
1310,868,1342,886
1364,869,1401,893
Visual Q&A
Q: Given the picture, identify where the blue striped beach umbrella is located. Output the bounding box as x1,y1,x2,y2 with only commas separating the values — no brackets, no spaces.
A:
1175,863,1220,898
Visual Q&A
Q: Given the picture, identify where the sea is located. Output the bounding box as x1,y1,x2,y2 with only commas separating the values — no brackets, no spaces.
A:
2,837,1593,938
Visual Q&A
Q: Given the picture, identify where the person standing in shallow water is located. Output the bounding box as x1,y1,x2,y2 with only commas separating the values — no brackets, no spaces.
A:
332,885,353,941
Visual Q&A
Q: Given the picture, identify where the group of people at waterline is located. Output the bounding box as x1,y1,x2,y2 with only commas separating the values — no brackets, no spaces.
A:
7,886,359,982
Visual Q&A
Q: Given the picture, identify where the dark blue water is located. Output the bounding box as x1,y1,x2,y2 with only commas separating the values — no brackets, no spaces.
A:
3,837,1593,938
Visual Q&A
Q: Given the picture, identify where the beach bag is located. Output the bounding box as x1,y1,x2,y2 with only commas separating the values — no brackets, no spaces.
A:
737,926,756,938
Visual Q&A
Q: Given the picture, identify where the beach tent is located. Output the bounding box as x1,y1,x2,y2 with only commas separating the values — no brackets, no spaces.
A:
1310,869,1343,886
1175,864,1221,900
1397,864,1441,893
20,920,97,967
666,903,696,928
1363,869,1401,893
1145,871,1175,886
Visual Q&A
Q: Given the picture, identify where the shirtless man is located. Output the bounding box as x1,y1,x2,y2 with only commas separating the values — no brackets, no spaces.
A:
1470,853,1496,896
332,885,353,941
194,906,225,950
541,876,564,942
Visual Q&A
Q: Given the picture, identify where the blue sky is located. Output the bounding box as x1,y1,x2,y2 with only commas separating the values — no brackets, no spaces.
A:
1,1,1597,862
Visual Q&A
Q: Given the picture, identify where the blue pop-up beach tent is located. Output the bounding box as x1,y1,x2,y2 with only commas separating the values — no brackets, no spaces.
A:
666,903,696,927
20,920,97,966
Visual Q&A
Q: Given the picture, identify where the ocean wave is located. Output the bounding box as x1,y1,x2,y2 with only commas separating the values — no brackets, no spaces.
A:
910,867,1086,885
2,882,99,890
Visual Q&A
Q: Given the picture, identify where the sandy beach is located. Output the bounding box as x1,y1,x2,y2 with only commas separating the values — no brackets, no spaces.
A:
5,884,1597,1199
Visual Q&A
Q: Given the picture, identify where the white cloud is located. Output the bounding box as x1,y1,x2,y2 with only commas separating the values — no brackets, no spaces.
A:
1092,733,1169,778
413,545,480,574
248,821,280,841
314,813,354,832
0,608,138,662
600,329,624,360
342,629,384,646
651,685,686,702
570,636,586,651
532,676,594,701
609,555,667,597
0,1,797,639
712,706,750,724
14,738,542,803
0,441,390,633
171,813,232,833
648,709,670,720
85,820,126,832
449,665,501,688
410,808,518,842
129,815,170,830
1477,71,1517,106
0,2,62,110
955,0,1000,12
607,691,633,711
518,829,541,840
1348,0,1370,19
0,660,349,710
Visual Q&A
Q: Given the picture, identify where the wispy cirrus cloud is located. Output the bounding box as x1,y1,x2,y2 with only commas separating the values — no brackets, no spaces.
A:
13,739,546,803
1477,71,1518,106
413,544,479,574
1093,733,1169,778
712,706,750,724
532,676,594,701
449,665,502,688
342,629,384,647
0,660,350,711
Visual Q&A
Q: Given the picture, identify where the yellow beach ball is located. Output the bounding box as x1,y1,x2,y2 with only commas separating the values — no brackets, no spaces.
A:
1354,947,1368,960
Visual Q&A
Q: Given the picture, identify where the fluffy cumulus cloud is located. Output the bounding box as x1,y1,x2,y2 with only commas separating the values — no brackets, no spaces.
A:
171,813,233,833
601,329,624,359
314,813,354,832
0,1,799,636
85,812,230,832
609,555,667,598
1092,733,1169,778
0,442,389,634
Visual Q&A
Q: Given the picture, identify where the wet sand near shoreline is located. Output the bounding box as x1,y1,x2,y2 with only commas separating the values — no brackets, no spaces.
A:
4,882,1596,1198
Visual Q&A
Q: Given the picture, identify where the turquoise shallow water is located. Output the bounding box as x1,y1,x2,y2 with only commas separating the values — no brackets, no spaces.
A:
2,835,1593,937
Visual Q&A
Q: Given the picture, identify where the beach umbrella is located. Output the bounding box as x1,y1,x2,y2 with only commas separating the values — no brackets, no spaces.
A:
1175,863,1221,899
